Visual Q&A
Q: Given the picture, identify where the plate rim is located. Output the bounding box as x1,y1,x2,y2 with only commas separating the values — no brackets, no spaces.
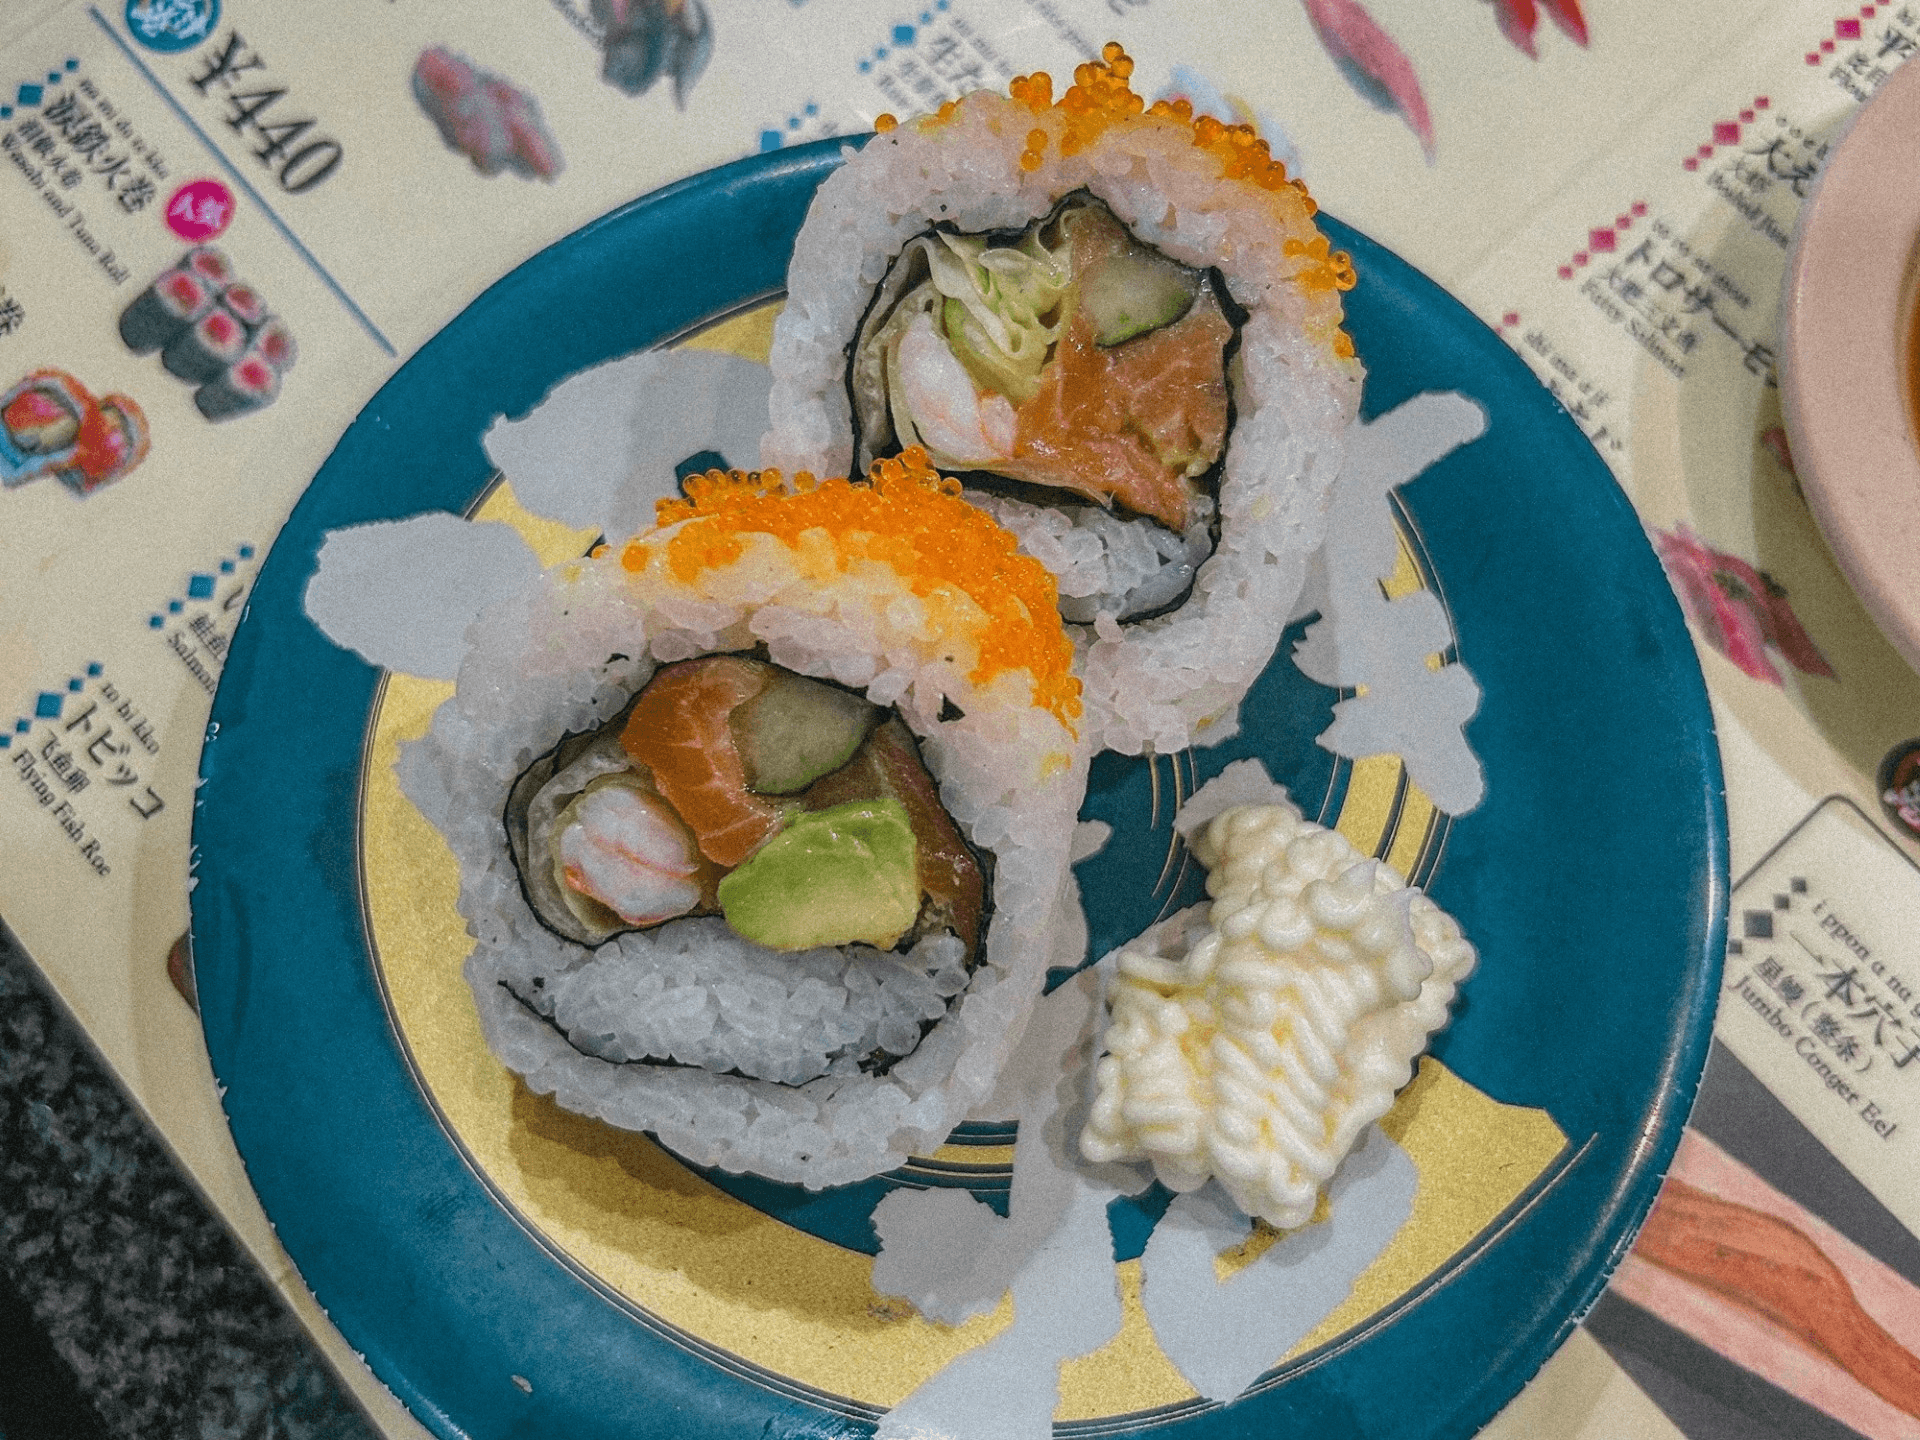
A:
191,137,1728,1440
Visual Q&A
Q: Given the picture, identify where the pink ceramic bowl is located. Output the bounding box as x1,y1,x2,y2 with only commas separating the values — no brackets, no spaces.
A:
1782,59,1920,674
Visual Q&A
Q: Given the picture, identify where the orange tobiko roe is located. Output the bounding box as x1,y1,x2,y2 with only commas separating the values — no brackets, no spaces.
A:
620,448,1083,732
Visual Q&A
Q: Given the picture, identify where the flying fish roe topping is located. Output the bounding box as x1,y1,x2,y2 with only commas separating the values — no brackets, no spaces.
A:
901,45,1356,306
1285,234,1358,296
622,448,1083,730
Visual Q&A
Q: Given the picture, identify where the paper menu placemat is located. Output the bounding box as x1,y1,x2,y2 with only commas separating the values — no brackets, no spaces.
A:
3,0,1919,1434
1452,0,1920,881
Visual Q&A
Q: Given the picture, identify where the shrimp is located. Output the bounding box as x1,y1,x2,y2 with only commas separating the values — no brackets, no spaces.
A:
893,312,1017,466
554,782,704,926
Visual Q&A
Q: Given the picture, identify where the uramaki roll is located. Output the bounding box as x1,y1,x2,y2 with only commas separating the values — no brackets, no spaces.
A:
764,46,1363,755
400,450,1091,1186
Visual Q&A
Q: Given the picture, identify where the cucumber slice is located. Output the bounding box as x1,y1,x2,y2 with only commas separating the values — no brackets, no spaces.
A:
732,673,879,795
1079,246,1202,347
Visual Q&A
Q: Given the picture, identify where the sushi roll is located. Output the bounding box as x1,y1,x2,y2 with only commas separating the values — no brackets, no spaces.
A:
1,370,93,487
195,352,280,421
118,267,215,354
162,306,249,384
764,46,1363,755
250,319,297,374
57,395,149,495
218,282,270,331
1,371,87,456
182,246,235,289
400,449,1091,1186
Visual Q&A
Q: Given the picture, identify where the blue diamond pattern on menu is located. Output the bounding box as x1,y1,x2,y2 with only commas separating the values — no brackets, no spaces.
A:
188,574,215,600
34,693,61,719
17,84,41,106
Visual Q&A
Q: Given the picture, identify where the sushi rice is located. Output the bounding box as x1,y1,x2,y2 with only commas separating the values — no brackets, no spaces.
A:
400,453,1091,1187
764,47,1365,755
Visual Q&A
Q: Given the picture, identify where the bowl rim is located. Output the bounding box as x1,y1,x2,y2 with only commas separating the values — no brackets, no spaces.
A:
1781,57,1920,675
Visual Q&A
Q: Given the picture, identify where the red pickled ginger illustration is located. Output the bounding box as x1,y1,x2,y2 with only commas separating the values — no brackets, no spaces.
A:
1491,0,1589,57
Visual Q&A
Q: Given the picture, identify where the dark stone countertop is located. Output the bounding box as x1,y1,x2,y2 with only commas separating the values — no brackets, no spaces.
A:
0,918,385,1440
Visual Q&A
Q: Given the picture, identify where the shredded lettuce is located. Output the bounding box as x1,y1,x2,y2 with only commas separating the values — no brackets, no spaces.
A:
906,227,1070,405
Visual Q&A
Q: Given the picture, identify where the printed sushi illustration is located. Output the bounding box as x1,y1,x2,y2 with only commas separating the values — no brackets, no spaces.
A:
163,305,249,384
1300,0,1435,159
594,0,711,106
118,268,214,353
0,372,148,494
0,369,149,495
392,450,1092,1187
118,251,296,421
1653,523,1833,684
1490,0,1589,56
411,47,565,182
1612,1130,1920,1432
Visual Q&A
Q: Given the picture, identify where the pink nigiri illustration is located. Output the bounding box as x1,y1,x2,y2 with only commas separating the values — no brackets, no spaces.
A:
1300,0,1436,160
1699,544,1835,680
1653,524,1833,684
411,47,565,182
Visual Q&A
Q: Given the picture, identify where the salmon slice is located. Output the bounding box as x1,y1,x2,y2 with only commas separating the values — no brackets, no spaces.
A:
804,717,985,956
620,656,785,868
996,212,1232,531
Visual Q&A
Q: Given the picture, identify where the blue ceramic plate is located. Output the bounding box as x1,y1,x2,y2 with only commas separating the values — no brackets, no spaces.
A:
193,142,1726,1440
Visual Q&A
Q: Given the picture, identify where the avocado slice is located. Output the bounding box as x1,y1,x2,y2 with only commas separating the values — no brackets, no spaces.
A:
803,717,984,957
717,798,920,951
731,673,879,795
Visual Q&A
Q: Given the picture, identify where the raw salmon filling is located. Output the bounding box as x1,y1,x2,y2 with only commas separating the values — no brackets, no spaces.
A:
507,654,987,965
764,45,1365,750
850,194,1235,535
